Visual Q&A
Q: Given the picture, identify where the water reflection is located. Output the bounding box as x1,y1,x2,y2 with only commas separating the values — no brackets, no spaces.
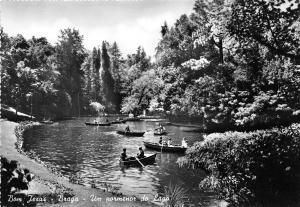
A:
23,117,216,205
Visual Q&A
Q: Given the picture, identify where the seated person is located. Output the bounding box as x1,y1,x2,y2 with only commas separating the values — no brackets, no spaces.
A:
23,168,34,182
137,147,145,159
167,138,172,146
158,137,163,145
120,148,128,161
181,138,188,148
156,124,165,133
125,125,130,132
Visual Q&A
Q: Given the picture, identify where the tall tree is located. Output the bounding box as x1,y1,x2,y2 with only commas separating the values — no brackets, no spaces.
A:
91,47,101,102
81,55,92,100
109,41,123,110
121,69,164,115
101,41,115,110
56,28,87,116
193,0,233,64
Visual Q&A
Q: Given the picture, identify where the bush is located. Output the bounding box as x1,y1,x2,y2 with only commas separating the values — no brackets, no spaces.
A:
179,124,300,206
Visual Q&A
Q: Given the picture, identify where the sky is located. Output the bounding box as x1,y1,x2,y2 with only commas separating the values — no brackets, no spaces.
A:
1,0,194,57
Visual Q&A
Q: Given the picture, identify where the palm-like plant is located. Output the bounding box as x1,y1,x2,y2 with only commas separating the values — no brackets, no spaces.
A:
163,183,188,207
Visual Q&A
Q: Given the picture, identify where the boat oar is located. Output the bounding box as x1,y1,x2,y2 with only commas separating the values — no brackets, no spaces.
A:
135,157,145,168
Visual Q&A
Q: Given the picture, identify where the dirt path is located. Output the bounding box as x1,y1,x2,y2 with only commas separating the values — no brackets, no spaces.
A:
0,120,156,207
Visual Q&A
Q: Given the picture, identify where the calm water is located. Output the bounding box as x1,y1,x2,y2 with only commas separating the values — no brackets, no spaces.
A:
23,117,218,206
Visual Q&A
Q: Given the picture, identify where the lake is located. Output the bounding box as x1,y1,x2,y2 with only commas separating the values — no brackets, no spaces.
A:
23,117,218,206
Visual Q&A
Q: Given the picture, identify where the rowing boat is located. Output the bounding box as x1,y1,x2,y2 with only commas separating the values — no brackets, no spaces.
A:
153,131,168,135
143,141,187,153
116,130,145,136
109,120,124,124
122,117,141,122
119,154,156,166
85,122,111,126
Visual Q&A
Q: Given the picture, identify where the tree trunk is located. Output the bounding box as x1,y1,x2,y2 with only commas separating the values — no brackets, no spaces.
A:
78,92,80,117
137,86,147,106
30,95,33,120
219,38,224,64
212,36,224,64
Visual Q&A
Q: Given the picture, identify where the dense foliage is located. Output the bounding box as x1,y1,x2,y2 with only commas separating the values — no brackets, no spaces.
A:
1,0,299,128
1,28,151,119
179,124,300,206
152,0,300,130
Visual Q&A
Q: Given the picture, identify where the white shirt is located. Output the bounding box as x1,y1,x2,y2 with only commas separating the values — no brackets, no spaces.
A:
182,140,187,148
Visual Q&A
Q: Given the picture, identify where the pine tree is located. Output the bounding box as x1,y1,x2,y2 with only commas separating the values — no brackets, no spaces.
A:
82,55,92,100
56,28,87,116
101,41,115,110
109,41,123,110
91,47,101,102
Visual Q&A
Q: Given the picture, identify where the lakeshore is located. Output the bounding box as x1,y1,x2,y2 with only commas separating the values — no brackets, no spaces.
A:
0,119,155,207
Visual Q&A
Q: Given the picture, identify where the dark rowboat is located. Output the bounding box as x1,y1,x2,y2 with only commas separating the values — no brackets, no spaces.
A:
143,141,187,153
119,154,156,166
122,117,141,122
85,122,111,126
153,131,168,135
117,130,145,136
138,115,162,119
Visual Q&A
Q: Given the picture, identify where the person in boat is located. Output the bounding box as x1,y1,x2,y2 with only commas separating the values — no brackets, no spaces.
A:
159,136,163,145
156,124,165,133
137,147,145,159
125,125,130,132
181,138,188,148
120,148,128,161
167,138,172,146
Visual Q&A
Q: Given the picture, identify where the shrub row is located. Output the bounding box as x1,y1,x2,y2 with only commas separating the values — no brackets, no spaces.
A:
179,124,300,206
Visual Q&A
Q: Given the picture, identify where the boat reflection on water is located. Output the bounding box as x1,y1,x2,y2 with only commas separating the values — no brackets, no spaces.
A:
120,165,144,174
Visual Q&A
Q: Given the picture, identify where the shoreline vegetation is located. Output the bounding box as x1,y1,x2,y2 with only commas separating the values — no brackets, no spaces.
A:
0,119,156,207
179,123,300,207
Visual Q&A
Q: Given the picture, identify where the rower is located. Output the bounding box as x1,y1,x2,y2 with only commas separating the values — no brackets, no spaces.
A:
125,125,130,132
159,137,163,145
156,124,165,132
167,138,172,146
120,148,128,161
137,147,145,159
181,138,188,148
